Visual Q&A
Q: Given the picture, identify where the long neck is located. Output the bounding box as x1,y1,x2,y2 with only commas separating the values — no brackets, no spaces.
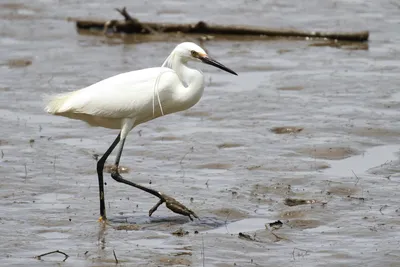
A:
163,52,204,109
162,52,187,83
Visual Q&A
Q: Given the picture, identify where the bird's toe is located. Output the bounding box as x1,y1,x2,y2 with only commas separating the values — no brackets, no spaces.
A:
163,195,198,220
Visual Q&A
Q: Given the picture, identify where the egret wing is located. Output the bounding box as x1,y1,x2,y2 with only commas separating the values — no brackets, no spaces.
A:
46,67,177,119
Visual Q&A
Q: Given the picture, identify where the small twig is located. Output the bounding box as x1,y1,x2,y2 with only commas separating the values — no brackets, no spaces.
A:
24,163,27,181
265,222,291,242
238,232,259,242
1,149,4,159
53,155,57,174
379,205,388,215
115,7,157,34
223,211,231,233
224,211,231,225
178,146,194,181
113,249,119,264
202,236,205,267
270,231,284,242
115,7,136,22
35,250,69,262
352,170,360,186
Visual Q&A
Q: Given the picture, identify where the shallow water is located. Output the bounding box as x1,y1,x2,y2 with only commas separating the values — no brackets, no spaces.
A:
1,1,400,266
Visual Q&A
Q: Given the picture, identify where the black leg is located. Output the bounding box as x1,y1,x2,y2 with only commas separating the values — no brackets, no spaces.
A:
110,136,198,220
96,133,121,220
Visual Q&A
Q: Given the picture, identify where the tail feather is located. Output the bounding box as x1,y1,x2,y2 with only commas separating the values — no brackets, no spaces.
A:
44,92,75,114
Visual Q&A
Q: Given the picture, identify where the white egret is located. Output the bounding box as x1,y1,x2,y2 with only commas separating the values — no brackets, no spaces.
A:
45,42,237,221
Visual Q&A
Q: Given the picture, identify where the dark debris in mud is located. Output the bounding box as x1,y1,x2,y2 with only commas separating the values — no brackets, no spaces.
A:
238,232,258,242
217,143,243,149
268,220,283,230
6,58,32,68
346,195,365,202
114,224,141,231
246,165,262,171
271,126,304,134
173,252,193,257
172,228,189,236
284,198,320,207
112,250,118,264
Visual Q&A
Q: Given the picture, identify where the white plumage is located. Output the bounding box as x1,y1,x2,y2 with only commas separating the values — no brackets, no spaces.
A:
45,42,237,220
45,67,201,130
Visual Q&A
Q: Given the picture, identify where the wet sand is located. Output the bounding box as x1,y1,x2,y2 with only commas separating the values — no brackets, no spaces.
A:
1,1,400,266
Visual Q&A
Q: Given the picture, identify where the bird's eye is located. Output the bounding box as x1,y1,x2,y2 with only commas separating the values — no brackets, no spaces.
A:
190,50,198,58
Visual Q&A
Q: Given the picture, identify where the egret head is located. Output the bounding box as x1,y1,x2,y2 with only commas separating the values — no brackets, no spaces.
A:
172,42,238,76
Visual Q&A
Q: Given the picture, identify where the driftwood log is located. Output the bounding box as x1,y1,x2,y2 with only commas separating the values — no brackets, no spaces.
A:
73,7,369,42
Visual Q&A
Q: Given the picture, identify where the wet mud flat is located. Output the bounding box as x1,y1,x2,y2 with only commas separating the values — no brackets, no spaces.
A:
1,1,400,266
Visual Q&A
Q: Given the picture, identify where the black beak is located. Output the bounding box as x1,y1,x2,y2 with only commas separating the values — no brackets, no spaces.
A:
200,56,238,76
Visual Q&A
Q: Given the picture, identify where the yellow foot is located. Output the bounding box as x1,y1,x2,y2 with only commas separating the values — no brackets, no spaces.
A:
98,216,107,223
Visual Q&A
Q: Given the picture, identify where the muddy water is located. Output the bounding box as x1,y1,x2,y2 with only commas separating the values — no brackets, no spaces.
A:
1,1,400,266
